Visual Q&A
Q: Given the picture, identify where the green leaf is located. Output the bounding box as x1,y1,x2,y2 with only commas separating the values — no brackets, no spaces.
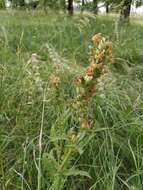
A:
64,168,91,178
42,151,58,178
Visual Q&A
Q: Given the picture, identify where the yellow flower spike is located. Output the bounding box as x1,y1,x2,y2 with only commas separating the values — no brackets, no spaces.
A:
96,63,103,70
81,119,92,129
74,76,84,86
104,41,113,64
106,41,113,50
86,66,94,77
73,33,113,130
97,51,105,62
92,33,102,45
49,74,61,88
88,83,96,94
84,75,93,82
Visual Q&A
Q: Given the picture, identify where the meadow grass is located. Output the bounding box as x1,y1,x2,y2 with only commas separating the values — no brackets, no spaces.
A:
0,10,143,190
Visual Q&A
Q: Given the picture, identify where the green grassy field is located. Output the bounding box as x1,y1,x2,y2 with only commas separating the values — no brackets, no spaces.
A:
0,10,143,190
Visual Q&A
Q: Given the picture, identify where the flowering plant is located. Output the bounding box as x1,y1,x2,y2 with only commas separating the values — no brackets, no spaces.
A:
73,33,113,129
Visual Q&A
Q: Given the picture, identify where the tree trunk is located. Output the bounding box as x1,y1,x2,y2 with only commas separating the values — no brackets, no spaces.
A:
93,0,98,14
105,2,109,13
82,0,85,6
68,0,73,15
120,0,132,22
81,0,85,13
19,0,25,7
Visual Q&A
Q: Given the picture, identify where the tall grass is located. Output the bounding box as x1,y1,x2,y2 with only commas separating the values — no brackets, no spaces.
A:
0,10,143,190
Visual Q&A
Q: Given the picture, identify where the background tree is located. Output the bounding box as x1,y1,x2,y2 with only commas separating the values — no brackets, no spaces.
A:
93,0,98,14
81,0,85,12
68,0,74,15
0,0,5,9
102,0,134,22
120,0,133,22
5,0,143,20
105,0,110,13
9,0,25,7
135,0,143,7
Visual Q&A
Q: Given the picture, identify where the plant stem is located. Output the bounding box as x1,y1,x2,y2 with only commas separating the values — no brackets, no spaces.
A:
37,89,46,190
